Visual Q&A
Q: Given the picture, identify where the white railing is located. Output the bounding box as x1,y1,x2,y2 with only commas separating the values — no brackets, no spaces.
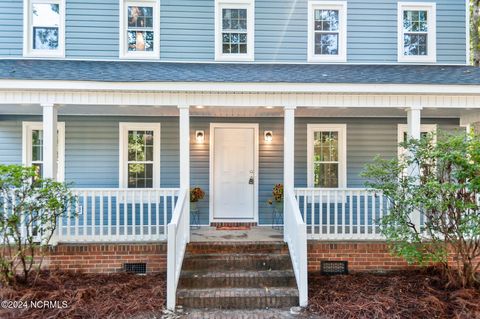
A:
166,188,190,310
294,188,389,240
57,188,180,243
284,188,308,307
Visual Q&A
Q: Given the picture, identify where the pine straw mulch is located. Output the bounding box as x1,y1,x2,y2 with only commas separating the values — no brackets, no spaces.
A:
308,269,480,319
0,271,166,319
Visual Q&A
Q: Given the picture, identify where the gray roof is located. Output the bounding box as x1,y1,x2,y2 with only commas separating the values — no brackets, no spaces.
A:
0,59,480,85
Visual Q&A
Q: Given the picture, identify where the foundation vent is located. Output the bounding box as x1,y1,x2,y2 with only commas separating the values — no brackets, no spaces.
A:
124,263,147,274
321,261,348,275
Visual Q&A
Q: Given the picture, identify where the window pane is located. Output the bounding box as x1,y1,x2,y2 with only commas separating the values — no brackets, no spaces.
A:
404,34,427,56
314,163,339,188
222,32,247,53
32,130,43,161
314,131,338,162
222,8,247,31
32,3,60,26
33,27,59,50
128,163,153,188
314,9,339,31
403,10,428,32
32,163,43,180
314,33,338,55
128,6,153,28
127,31,154,51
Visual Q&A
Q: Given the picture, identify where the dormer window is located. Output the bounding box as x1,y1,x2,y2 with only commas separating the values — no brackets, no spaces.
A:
215,0,254,61
120,0,160,59
398,2,436,63
308,1,347,63
23,0,65,58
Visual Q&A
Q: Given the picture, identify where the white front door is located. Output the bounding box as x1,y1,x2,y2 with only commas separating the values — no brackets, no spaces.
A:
211,125,257,221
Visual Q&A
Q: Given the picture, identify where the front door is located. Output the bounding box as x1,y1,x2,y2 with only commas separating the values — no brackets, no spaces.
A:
211,124,257,221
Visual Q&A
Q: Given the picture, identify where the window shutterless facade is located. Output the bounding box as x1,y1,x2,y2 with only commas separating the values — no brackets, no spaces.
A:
23,0,65,58
22,121,65,181
215,0,254,61
307,124,347,188
119,0,160,59
308,1,347,63
398,2,436,63
119,123,160,188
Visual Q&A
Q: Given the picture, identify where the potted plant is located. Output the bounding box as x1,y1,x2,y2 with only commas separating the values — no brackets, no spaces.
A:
267,183,284,213
190,186,205,211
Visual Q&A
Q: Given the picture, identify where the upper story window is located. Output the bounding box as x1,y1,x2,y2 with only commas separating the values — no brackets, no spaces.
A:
398,2,436,63
215,0,254,62
119,123,161,188
120,0,160,59
307,124,347,188
23,0,65,58
22,121,65,181
308,1,347,63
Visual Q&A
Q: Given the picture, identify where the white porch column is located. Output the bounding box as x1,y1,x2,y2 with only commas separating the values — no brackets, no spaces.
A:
284,105,296,191
406,106,422,231
42,103,58,180
178,105,190,241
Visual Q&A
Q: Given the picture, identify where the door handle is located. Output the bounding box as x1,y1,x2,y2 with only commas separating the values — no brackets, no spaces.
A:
248,176,254,184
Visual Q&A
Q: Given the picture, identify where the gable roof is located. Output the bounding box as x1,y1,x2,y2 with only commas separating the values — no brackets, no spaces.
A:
0,59,479,85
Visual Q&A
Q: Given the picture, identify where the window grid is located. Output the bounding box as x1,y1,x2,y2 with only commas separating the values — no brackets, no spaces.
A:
222,8,248,54
403,10,428,56
314,9,339,55
127,5,154,52
313,131,339,188
30,2,61,51
127,130,154,188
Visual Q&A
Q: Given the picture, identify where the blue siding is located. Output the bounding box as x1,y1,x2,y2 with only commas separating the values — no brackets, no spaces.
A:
0,0,467,64
0,116,461,226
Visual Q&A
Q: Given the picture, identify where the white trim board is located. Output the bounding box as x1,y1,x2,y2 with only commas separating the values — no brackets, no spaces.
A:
22,121,65,181
209,123,259,223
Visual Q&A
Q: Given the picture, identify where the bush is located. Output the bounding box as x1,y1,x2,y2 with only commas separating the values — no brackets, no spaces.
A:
362,131,480,288
0,165,76,285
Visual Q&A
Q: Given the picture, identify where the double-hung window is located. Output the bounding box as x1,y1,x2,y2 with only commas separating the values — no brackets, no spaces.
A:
23,0,65,58
397,124,437,156
120,0,160,59
215,0,254,61
22,122,65,181
119,123,160,188
308,1,347,63
307,124,347,188
398,2,436,63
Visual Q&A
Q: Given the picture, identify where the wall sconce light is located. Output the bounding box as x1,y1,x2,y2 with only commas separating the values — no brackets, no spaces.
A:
196,130,205,143
264,130,273,142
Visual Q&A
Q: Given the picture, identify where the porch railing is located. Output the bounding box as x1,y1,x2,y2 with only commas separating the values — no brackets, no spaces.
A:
284,188,308,307
58,188,180,243
294,188,389,240
166,188,190,310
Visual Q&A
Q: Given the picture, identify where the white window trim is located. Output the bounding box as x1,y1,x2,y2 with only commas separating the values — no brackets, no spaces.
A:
22,121,65,181
23,0,66,58
307,124,347,188
119,122,161,188
307,1,347,63
397,123,437,157
397,2,436,63
119,0,160,60
214,0,255,62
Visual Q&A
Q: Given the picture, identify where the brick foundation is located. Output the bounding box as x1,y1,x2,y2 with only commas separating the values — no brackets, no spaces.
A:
307,241,414,272
45,243,167,273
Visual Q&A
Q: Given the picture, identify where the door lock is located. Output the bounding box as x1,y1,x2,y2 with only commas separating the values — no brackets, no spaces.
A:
248,177,254,184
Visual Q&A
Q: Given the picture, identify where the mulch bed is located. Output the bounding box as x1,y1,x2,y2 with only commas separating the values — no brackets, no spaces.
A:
308,270,480,319
0,271,166,319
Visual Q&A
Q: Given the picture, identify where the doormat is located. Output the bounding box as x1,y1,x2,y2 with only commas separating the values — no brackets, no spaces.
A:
216,225,251,230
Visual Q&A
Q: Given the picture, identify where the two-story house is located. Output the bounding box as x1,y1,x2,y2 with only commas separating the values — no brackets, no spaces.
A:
0,0,479,311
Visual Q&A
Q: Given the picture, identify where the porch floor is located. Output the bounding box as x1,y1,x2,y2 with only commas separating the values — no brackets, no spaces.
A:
190,226,283,242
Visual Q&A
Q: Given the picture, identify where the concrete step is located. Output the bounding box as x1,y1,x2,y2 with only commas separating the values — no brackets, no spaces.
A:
186,242,288,255
176,287,299,309
178,270,296,289
181,253,292,271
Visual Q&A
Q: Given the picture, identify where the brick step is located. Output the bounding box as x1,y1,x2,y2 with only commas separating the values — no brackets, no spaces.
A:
176,287,299,309
178,270,296,289
181,253,291,271
186,242,288,255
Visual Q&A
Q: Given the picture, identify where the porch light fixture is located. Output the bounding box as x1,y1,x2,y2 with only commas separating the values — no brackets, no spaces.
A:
264,130,273,142
196,130,205,143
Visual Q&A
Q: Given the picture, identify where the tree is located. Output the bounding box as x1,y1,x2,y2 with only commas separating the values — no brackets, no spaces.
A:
0,165,76,285
472,0,480,66
362,132,480,288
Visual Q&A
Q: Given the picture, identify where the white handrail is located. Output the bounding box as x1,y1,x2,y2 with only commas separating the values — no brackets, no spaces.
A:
57,188,180,243
284,187,308,307
166,188,190,310
294,188,388,240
